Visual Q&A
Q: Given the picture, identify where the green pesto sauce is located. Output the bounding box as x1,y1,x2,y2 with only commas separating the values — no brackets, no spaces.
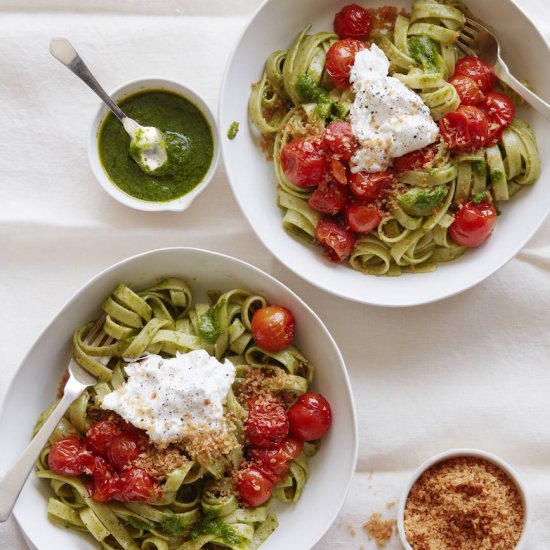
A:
98,90,213,203
472,159,487,177
296,74,347,121
190,517,244,546
490,168,504,182
227,121,240,140
199,300,225,343
408,35,441,73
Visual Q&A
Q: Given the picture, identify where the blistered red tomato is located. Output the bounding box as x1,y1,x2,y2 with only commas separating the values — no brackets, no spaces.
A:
439,105,489,151
237,466,274,507
334,4,372,40
288,393,332,441
86,420,119,458
116,468,160,503
280,137,328,187
108,432,142,471
393,144,438,173
325,39,366,90
449,198,497,247
345,204,382,233
89,457,119,502
323,121,358,161
48,436,95,476
449,74,484,105
248,437,304,483
454,57,495,93
483,92,515,145
315,220,355,262
245,398,289,448
349,171,395,202
251,305,295,352
308,181,349,215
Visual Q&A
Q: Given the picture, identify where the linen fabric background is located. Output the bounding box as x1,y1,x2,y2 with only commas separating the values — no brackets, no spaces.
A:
1,0,550,548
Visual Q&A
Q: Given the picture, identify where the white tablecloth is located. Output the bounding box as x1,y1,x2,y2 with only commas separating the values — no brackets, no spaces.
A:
2,0,550,548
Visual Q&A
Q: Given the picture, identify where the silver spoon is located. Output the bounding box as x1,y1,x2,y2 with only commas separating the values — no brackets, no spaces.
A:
49,37,168,174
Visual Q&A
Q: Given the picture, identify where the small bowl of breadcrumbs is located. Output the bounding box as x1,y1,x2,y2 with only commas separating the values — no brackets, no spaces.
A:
397,449,528,550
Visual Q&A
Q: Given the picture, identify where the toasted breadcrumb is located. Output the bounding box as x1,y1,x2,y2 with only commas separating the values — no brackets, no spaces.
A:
404,457,524,550
363,513,396,547
134,445,191,480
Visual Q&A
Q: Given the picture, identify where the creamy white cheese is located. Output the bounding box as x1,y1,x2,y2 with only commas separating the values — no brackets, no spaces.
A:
123,118,168,173
101,350,235,447
349,44,439,173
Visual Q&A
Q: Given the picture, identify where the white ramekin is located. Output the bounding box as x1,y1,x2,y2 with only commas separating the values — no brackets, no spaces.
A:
88,77,220,212
397,448,529,550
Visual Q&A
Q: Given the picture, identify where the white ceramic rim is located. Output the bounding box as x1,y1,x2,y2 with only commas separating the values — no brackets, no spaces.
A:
88,78,220,212
1,247,358,550
397,448,530,550
218,0,550,307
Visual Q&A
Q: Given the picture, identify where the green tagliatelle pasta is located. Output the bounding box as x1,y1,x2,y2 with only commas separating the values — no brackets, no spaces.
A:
36,278,318,549
249,0,541,276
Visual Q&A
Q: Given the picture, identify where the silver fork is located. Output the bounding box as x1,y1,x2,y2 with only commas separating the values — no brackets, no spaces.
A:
0,314,112,522
457,17,550,120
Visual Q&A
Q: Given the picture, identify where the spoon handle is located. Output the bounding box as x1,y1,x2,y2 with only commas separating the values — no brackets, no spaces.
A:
49,37,126,122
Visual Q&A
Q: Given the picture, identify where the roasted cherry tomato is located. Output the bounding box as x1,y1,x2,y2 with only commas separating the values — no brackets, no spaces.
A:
89,457,119,502
107,432,142,471
251,305,295,352
349,171,395,202
449,74,484,105
449,198,497,247
345,204,382,233
288,393,332,441
323,121,358,161
48,436,95,476
325,39,366,90
439,105,489,152
483,92,515,144
454,57,495,93
116,468,160,503
315,220,355,262
86,420,120,458
334,3,372,40
245,398,289,448
237,466,274,507
393,144,438,173
280,137,328,187
248,437,304,483
308,181,350,215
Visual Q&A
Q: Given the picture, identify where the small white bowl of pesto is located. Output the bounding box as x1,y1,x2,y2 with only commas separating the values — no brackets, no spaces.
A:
88,78,219,211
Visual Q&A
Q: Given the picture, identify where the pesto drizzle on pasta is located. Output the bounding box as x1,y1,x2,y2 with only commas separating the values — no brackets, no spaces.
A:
35,278,318,550
249,0,540,275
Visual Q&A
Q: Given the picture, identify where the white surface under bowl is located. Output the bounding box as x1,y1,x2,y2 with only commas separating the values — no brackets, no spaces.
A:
397,448,529,549
0,247,357,550
89,78,220,212
219,0,550,307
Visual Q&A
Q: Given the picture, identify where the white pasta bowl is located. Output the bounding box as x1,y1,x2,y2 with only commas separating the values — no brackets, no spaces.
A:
219,0,550,307
0,248,357,550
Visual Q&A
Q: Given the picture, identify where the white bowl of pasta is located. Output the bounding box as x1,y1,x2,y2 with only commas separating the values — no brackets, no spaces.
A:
219,0,550,306
0,247,357,550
